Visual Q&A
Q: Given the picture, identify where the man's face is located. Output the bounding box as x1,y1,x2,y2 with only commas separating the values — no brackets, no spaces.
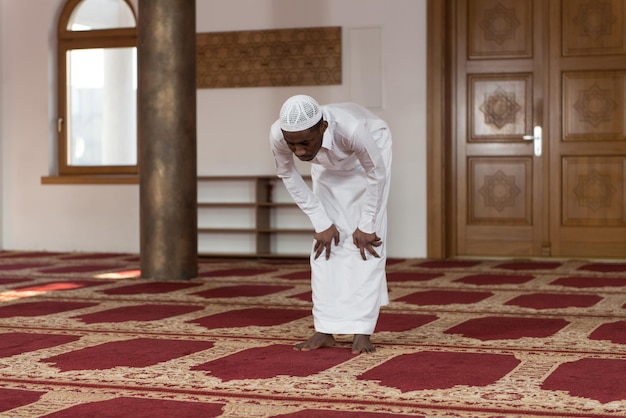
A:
282,121,327,161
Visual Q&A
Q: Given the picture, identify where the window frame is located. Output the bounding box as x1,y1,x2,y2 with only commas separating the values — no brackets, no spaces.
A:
57,0,138,176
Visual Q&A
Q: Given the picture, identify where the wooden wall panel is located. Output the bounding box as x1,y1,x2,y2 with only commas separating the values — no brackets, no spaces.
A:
196,27,341,88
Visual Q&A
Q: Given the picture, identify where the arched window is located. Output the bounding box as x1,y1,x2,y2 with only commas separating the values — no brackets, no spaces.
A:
57,0,137,176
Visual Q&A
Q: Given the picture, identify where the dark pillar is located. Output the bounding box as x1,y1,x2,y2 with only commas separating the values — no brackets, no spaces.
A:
138,0,197,280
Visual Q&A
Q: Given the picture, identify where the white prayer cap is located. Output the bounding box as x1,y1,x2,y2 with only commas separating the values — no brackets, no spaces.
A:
279,95,322,132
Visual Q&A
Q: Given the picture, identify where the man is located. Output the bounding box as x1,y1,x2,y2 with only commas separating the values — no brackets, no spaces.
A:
269,94,392,354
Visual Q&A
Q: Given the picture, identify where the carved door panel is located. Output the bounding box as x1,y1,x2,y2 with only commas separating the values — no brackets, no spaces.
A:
453,0,626,258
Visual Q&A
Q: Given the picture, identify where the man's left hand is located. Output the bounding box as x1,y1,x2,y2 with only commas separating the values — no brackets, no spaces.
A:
352,228,382,260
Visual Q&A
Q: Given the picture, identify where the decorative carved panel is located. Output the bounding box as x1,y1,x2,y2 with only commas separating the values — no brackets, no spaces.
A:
562,156,626,225
468,0,532,59
196,27,341,88
469,74,532,140
563,0,626,56
563,71,625,141
468,157,532,224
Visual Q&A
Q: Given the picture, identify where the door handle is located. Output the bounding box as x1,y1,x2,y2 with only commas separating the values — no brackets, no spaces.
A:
522,125,542,157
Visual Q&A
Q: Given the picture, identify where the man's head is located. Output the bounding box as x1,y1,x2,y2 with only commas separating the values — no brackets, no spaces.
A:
279,95,327,161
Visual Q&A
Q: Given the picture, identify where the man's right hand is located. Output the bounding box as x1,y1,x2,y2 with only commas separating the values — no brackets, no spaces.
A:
313,224,340,260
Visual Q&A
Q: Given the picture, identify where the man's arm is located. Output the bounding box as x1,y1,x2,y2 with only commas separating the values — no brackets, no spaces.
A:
347,123,390,234
343,120,391,259
270,126,335,248
272,149,333,233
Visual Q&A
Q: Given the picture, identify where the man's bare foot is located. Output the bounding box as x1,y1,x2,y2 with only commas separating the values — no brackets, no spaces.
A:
294,332,335,351
352,334,375,354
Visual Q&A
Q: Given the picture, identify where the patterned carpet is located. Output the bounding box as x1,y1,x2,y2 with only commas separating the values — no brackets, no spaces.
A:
0,251,625,417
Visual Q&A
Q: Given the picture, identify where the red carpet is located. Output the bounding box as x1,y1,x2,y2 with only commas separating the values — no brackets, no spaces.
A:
0,251,625,417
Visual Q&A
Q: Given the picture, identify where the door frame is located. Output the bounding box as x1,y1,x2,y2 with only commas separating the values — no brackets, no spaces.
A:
426,0,453,258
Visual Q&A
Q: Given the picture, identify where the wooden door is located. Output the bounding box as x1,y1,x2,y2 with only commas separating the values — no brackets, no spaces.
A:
454,0,547,256
449,0,626,258
549,0,626,257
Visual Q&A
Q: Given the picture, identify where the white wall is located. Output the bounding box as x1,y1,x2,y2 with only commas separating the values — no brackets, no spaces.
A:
0,0,427,258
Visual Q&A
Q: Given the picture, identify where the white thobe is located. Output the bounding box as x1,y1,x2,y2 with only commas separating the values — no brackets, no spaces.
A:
270,102,392,335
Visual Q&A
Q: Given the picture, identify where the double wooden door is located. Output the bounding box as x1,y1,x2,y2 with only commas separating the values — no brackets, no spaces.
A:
449,0,626,258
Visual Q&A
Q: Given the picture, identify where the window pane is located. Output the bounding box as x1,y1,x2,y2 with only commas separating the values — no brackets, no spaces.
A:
68,0,135,31
67,47,137,166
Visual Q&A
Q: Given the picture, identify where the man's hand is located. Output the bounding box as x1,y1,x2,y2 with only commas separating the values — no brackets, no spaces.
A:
313,224,340,260
352,228,382,260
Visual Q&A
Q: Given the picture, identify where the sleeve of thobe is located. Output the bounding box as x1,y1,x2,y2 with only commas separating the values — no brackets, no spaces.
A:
347,121,389,234
270,132,334,233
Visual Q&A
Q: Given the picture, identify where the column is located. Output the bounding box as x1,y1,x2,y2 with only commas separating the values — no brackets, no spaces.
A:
138,0,197,280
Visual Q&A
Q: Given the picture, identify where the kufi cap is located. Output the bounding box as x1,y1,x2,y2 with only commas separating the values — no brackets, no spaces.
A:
279,95,322,132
